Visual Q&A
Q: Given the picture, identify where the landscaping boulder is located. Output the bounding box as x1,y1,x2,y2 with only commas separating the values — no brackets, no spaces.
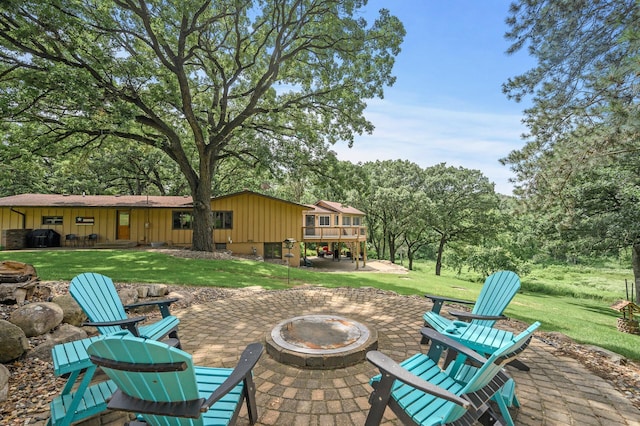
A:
147,284,168,297
118,288,138,306
28,324,88,361
0,364,9,402
137,286,149,298
9,302,63,337
52,294,87,326
168,291,194,309
0,319,29,362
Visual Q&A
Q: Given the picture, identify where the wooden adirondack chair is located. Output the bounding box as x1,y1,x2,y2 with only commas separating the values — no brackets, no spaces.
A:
422,270,529,370
70,272,180,347
87,333,264,426
366,322,541,426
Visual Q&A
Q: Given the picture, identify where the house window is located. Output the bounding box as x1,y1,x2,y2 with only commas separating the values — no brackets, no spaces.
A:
335,215,339,225
319,216,330,226
264,242,282,259
353,217,361,226
42,216,63,225
213,211,233,229
342,216,351,226
215,243,227,250
172,211,193,229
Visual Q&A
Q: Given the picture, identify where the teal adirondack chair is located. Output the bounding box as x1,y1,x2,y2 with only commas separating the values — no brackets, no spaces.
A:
87,333,264,426
366,322,541,426
70,272,180,347
422,270,525,368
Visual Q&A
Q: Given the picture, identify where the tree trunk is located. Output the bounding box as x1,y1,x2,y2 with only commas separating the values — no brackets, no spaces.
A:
388,237,396,263
633,243,640,304
408,252,414,271
381,226,388,260
435,235,446,276
190,177,213,252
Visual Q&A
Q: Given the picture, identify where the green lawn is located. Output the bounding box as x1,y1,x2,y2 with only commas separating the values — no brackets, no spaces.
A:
1,249,638,360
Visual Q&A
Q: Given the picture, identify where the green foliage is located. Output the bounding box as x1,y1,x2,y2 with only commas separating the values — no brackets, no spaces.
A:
446,245,531,278
352,160,427,261
349,160,506,274
422,163,501,275
502,0,640,295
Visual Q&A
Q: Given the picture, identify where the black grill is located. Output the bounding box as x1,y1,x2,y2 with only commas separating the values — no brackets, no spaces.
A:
26,229,61,248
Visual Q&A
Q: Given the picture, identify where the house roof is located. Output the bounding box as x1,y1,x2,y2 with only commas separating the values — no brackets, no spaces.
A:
212,190,309,210
303,204,333,214
0,193,193,208
315,200,365,215
0,190,311,210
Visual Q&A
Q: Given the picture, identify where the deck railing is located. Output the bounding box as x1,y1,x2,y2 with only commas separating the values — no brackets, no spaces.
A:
301,226,366,240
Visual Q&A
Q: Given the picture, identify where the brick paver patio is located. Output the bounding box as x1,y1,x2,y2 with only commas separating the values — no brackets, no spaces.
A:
173,286,640,426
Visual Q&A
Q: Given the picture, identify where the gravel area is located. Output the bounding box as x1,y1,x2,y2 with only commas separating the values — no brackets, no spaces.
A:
0,251,638,424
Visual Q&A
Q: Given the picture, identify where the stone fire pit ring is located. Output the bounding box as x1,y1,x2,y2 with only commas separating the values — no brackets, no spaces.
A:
265,314,378,369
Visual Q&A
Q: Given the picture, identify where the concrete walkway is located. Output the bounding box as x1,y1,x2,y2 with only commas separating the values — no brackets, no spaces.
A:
175,286,640,426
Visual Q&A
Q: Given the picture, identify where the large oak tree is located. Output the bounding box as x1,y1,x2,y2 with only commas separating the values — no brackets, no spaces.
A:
0,0,404,251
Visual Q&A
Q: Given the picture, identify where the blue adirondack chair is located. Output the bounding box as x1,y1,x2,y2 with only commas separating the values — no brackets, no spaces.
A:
70,272,180,347
366,322,541,426
87,333,264,426
422,270,526,369
48,274,180,426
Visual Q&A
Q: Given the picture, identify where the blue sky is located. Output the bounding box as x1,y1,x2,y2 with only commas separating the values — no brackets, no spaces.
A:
332,1,535,195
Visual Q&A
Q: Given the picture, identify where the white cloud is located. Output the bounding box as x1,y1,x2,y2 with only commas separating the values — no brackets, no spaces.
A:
333,99,527,195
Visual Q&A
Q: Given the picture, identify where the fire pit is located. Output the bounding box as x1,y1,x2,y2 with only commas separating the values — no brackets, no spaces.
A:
266,314,377,369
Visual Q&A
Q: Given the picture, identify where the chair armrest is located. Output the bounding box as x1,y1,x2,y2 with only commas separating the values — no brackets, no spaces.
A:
202,342,264,410
125,298,178,318
449,310,508,322
425,294,474,314
421,328,487,367
82,316,147,337
366,350,470,409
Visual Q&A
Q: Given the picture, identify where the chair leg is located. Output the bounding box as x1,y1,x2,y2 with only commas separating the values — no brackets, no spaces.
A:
365,376,394,426
244,375,259,425
512,394,521,408
493,393,515,426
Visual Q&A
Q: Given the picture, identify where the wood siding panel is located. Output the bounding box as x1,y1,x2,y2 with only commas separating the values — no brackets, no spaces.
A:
0,207,117,243
141,208,191,246
0,208,23,232
210,193,304,246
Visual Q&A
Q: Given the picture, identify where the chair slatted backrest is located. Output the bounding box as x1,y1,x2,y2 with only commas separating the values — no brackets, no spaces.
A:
87,333,203,426
471,271,521,327
459,321,540,396
70,272,128,335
